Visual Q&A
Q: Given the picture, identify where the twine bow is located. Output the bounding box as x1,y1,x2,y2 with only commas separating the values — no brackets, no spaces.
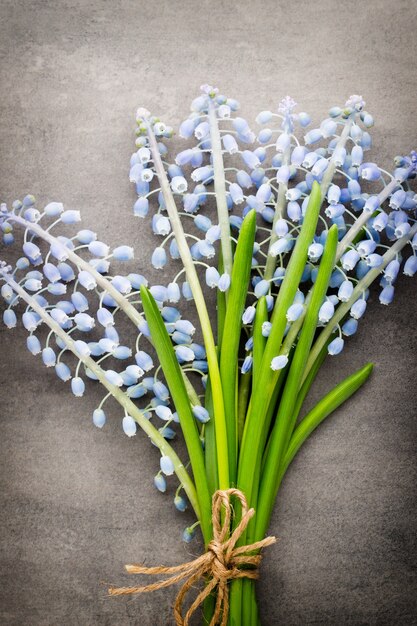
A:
108,488,276,625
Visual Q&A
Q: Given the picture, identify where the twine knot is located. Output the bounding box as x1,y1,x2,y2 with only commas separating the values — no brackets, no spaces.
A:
108,488,276,625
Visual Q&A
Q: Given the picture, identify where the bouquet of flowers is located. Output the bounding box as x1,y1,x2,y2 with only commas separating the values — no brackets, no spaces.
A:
1,84,416,625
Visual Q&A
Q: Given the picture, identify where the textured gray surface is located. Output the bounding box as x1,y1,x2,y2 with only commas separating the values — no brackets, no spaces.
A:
0,0,416,624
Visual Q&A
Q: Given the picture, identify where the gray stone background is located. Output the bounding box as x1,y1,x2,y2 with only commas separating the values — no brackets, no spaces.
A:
0,0,416,624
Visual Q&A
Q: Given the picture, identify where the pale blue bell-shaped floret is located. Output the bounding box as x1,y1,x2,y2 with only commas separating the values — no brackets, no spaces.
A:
320,118,337,138
360,162,380,181
162,306,180,322
122,415,137,437
22,312,38,332
327,184,341,205
332,147,346,168
395,222,411,238
191,166,213,183
61,210,81,224
311,158,329,177
328,337,344,355
93,408,106,428
50,308,69,327
350,298,367,319
43,263,61,283
169,238,180,259
99,337,118,353
88,240,109,258
274,218,289,237
194,121,209,140
270,354,289,370
341,249,360,271
242,305,256,324
329,106,342,118
179,118,196,139
175,148,194,167
236,170,253,189
154,473,167,492
285,188,302,202
3,308,17,328
351,145,364,167
403,255,417,276
363,196,380,213
23,241,42,261
149,285,167,303
152,215,171,236
389,189,407,210
160,425,176,440
182,526,196,543
270,236,291,257
286,302,304,322
125,365,144,382
111,275,132,294
198,240,216,259
44,201,64,216
318,300,335,323
276,132,291,153
194,214,212,232
233,116,250,134
357,239,376,257
304,128,322,145
74,340,91,357
342,317,358,336
47,283,67,298
366,253,384,268
254,280,270,298
24,278,42,292
347,179,361,200
338,280,354,302
133,197,149,217
50,241,69,262
77,271,97,291
175,319,195,336
42,347,56,367
218,273,231,292
113,245,134,261
174,495,187,512
308,242,324,262
182,281,193,300
71,376,85,396
217,103,231,118
245,336,254,351
113,346,132,360
171,176,188,194
192,405,210,423
155,405,173,421
298,112,311,127
205,267,220,288
97,308,114,328
137,146,151,164
258,128,272,144
153,381,170,401
27,334,41,354
276,165,291,184
241,150,261,170
222,134,239,154
205,225,221,244
74,312,95,331
175,345,195,363
350,123,362,141
55,362,71,382
325,203,345,219
129,163,144,183
104,370,124,387
166,282,180,303
71,291,89,312
241,355,253,374
151,247,167,269
379,285,394,305
257,183,272,204
160,455,175,475
384,259,400,283
229,182,244,205
262,321,272,337
256,110,273,124
15,257,30,271
56,263,74,283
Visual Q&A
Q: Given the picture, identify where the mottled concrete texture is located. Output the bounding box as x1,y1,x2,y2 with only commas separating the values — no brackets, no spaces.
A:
0,1,416,624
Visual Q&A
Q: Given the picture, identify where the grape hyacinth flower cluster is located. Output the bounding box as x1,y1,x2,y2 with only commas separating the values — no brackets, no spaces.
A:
1,84,416,626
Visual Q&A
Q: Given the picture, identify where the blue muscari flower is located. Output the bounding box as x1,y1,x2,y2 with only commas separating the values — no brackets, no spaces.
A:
151,247,167,269
111,275,132,294
26,335,41,355
153,381,169,402
171,175,188,194
73,340,91,357
359,162,380,181
182,281,193,300
174,319,195,335
357,239,376,256
3,309,17,328
87,240,109,258
258,128,272,144
43,262,61,283
341,249,360,271
113,245,134,261
77,270,96,291
71,376,85,396
304,128,322,145
366,253,383,268
276,165,291,184
193,360,208,373
101,292,117,307
241,150,261,170
44,201,64,216
261,322,272,337
57,262,75,282
236,170,252,189
328,337,344,355
270,236,292,257
155,405,172,421
191,165,213,183
342,318,358,336
229,183,244,205
311,157,329,178
161,306,180,323
104,369,124,387
122,415,137,437
320,118,337,138
133,197,149,217
205,225,221,244
350,299,367,319
22,241,42,261
197,239,216,258
25,278,42,292
297,112,311,127
327,184,341,205
355,260,370,279
112,346,132,360
22,312,38,332
286,302,304,322
175,345,195,363
126,384,147,399
174,494,187,512
127,274,147,290
192,405,210,423
256,110,273,124
394,222,411,238
171,330,191,345
308,243,324,262
61,210,81,224
351,145,364,167
275,132,291,153
147,285,166,304
159,425,176,439
379,285,394,304
55,362,72,382
241,355,253,374
318,300,334,323
42,347,56,367
152,215,171,235
74,312,95,331
270,354,289,370
97,308,114,328
70,291,88,313
160,455,175,476
93,408,106,428
347,179,361,200
154,473,167,492
325,203,345,219
218,273,231,292
274,219,289,237
182,526,196,543
404,256,417,276
338,280,354,302
50,308,70,327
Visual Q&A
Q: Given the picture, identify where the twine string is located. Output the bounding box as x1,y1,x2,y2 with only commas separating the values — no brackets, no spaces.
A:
108,488,276,625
